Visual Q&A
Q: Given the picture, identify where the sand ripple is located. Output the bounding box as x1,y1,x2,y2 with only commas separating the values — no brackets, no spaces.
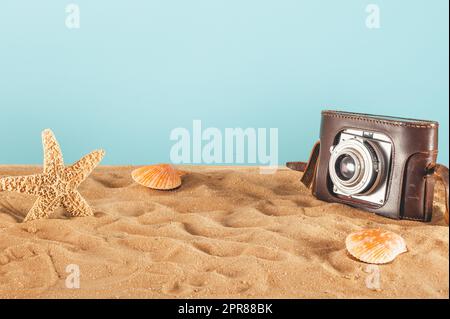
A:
0,165,448,298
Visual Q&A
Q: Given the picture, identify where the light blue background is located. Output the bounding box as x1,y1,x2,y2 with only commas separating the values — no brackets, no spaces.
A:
0,0,448,165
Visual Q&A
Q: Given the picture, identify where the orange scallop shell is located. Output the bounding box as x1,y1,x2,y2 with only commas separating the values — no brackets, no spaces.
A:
345,229,407,264
131,164,185,190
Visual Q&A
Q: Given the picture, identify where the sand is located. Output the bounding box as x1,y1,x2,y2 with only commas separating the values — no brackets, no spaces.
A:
0,165,448,299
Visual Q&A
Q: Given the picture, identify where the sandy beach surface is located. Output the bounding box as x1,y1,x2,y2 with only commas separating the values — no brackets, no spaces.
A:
0,165,448,299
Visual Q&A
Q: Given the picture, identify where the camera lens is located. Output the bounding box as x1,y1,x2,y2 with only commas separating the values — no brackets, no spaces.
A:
329,137,385,196
335,154,356,181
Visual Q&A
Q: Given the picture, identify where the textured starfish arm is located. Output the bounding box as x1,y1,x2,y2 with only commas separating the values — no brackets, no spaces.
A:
62,191,94,217
65,149,105,186
42,129,64,175
24,196,61,222
0,174,45,195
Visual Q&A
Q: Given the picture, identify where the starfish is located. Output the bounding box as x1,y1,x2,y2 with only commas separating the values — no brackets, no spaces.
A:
0,129,105,222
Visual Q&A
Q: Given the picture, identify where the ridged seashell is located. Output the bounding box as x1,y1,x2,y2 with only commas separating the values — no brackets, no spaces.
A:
131,164,185,190
345,229,407,264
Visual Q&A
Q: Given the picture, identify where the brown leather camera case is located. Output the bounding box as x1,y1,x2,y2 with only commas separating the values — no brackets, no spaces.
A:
314,110,441,221
287,110,450,222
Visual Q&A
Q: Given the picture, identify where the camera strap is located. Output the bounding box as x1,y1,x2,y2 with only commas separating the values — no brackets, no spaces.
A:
286,141,320,189
431,164,449,225
286,142,449,226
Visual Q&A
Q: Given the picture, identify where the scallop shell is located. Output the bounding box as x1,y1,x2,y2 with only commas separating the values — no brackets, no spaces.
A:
345,229,407,264
131,164,185,190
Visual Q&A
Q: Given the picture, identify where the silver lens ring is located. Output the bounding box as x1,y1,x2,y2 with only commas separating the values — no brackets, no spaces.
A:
329,138,381,196
335,150,362,186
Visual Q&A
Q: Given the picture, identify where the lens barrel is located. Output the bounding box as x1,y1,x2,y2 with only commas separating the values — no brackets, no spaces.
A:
329,138,383,196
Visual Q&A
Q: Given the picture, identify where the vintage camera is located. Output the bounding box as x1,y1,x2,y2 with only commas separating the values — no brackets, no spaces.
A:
288,110,449,222
328,129,392,207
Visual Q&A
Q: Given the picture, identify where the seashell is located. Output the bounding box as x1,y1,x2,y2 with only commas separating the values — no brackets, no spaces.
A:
131,164,185,190
345,229,407,264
